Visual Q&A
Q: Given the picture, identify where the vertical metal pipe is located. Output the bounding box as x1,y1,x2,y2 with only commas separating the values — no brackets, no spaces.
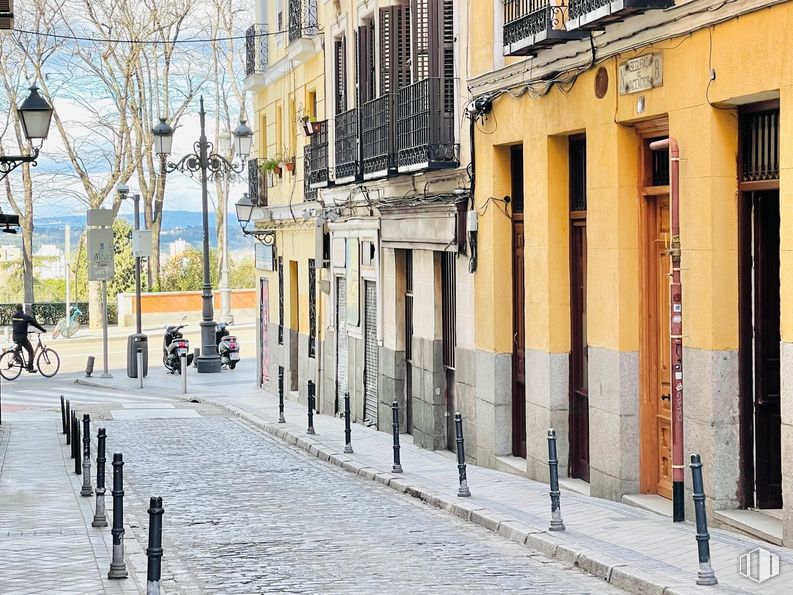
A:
547,428,565,531
343,391,353,453
649,137,685,522
70,412,76,456
391,401,403,473
137,349,144,389
108,453,128,579
100,280,112,378
278,365,286,423
454,413,470,497
80,414,93,496
146,496,165,595
691,454,718,585
307,380,316,434
60,395,66,434
92,428,108,527
181,355,187,394
133,194,142,335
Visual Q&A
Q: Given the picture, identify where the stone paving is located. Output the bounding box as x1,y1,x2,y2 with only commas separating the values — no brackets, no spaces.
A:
103,414,618,594
0,411,144,595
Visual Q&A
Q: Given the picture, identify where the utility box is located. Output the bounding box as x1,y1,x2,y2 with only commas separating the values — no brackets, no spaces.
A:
126,333,148,378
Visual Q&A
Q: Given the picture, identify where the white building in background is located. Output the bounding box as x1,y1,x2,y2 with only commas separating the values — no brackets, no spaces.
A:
34,244,65,279
0,245,21,262
169,239,188,258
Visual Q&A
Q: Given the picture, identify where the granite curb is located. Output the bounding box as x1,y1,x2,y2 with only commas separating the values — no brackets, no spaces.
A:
181,394,706,595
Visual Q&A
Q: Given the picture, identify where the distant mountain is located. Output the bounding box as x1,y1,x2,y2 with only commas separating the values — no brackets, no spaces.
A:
1,210,255,252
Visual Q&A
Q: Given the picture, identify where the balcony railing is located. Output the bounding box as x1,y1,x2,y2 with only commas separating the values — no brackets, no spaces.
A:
567,0,673,31
248,158,268,206
288,0,319,44
503,1,585,55
361,94,396,180
245,24,268,76
334,107,360,184
304,144,317,201
307,120,329,189
397,77,458,173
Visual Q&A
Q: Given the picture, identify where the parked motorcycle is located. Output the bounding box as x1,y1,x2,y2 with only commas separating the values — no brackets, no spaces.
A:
163,321,193,374
216,322,240,370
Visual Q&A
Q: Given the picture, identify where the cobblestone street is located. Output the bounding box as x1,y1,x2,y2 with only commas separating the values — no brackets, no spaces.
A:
104,412,616,594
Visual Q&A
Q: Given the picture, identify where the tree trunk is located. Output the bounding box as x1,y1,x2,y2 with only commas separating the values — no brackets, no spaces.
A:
21,215,34,306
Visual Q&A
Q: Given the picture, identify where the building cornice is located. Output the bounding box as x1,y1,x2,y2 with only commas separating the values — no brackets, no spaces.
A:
468,0,784,97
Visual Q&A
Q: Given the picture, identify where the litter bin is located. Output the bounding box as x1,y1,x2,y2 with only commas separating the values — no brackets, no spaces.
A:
126,333,148,378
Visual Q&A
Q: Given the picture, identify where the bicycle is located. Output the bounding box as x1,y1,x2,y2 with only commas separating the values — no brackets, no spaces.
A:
53,305,83,339
0,333,61,380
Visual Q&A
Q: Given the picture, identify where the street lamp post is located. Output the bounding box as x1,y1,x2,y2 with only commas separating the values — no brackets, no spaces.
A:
152,97,252,373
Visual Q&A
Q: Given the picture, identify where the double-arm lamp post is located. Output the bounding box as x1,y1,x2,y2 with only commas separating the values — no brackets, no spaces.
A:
151,97,253,373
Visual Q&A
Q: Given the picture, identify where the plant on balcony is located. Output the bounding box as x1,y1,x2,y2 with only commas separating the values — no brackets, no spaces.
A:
259,157,282,177
283,154,296,173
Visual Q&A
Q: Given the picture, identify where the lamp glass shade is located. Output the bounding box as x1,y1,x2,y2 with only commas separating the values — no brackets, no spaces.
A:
18,86,53,142
232,119,253,158
235,193,255,224
152,117,174,156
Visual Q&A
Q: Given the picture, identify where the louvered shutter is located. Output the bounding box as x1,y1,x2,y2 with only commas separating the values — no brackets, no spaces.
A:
379,5,411,94
357,22,375,104
334,37,347,114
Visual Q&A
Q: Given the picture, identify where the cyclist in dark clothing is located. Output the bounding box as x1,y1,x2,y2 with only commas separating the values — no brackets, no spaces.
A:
11,304,46,372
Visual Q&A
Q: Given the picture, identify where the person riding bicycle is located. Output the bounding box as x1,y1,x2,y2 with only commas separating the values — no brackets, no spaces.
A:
11,304,46,372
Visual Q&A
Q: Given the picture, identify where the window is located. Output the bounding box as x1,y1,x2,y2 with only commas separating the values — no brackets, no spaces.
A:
275,103,283,156
307,89,317,121
357,20,376,105
289,96,297,158
441,251,456,369
379,4,411,95
308,258,316,358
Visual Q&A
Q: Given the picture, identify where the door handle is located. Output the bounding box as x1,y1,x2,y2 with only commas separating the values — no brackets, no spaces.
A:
660,394,671,402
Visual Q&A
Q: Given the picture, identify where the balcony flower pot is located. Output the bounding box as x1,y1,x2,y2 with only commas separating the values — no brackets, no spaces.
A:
260,157,282,178
284,157,296,174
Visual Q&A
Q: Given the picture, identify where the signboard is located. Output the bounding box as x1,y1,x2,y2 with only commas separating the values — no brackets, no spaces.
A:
87,228,114,281
87,208,114,227
346,238,359,327
132,230,152,258
618,53,663,95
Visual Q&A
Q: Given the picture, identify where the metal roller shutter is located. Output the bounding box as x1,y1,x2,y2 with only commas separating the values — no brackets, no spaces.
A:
336,277,348,414
364,281,378,426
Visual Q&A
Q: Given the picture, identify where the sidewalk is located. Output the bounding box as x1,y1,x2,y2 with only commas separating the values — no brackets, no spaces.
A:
78,362,793,595
0,411,146,594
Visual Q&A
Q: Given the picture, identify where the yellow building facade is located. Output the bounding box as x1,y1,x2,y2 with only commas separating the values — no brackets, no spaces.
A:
470,0,793,544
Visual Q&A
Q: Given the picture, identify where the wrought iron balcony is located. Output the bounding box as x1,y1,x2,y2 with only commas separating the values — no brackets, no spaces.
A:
307,120,329,189
303,145,317,201
248,158,268,206
397,78,458,173
334,107,360,185
566,0,673,31
361,94,396,180
288,0,319,44
503,1,585,56
245,24,268,76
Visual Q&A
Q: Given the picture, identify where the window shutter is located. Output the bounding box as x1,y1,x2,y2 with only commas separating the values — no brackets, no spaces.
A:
357,23,375,105
379,4,411,94
334,37,347,114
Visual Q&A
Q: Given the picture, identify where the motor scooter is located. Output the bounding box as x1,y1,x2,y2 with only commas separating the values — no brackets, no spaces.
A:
216,322,240,370
163,320,193,374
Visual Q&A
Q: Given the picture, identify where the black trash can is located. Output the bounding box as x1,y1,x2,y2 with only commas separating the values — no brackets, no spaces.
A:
126,333,148,378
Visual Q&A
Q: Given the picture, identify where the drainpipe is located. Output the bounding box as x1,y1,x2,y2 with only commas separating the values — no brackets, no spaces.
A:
649,137,684,523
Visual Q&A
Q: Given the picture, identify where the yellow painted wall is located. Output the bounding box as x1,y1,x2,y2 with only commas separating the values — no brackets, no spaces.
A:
472,5,793,354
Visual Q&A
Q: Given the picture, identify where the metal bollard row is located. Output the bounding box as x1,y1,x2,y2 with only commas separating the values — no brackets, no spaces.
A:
81,414,93,496
307,380,316,435
546,428,565,531
278,366,286,423
146,497,165,595
454,413,471,497
108,453,128,579
691,454,718,586
391,401,403,473
92,428,108,527
343,391,353,454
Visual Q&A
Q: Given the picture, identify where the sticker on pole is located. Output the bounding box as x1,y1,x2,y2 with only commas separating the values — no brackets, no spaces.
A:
88,228,114,281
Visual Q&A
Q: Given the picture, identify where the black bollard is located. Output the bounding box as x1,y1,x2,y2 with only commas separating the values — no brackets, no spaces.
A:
146,496,165,595
690,454,717,585
343,391,353,454
74,417,81,475
307,380,316,435
108,453,128,579
547,428,565,531
92,428,108,527
391,401,403,473
60,395,66,435
66,400,71,445
70,412,76,457
81,415,93,496
278,365,286,423
454,413,470,497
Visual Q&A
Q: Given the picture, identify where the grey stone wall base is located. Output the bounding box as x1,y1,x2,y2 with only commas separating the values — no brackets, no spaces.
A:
410,337,447,450
781,342,793,546
195,395,691,595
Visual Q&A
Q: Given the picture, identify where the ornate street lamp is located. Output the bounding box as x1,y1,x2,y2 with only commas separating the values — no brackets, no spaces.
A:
235,193,274,245
0,85,54,182
152,97,253,373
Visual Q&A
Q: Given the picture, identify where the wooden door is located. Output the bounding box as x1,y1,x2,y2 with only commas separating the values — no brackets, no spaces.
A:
641,195,672,499
512,215,526,458
569,220,589,480
752,191,782,508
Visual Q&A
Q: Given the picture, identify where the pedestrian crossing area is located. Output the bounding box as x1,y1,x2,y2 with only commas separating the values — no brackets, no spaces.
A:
0,383,170,409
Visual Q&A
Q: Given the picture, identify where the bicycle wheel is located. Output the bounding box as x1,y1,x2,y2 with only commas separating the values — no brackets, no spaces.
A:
36,347,61,378
0,350,22,380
